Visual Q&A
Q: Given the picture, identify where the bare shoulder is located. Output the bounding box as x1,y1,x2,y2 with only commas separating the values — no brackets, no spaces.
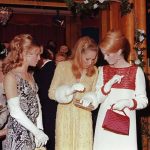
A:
3,71,18,99
4,71,16,86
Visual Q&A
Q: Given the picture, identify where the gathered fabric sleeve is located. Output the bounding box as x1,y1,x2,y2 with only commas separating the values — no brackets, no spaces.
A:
94,66,108,104
91,67,99,92
48,62,63,101
134,67,148,109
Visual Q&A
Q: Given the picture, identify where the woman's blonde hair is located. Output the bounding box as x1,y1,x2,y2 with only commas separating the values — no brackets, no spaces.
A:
2,34,40,74
99,29,130,60
71,36,99,79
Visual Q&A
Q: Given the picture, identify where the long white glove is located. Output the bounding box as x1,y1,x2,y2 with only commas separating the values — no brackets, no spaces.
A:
113,99,134,110
7,97,49,147
55,83,85,103
36,95,43,130
80,92,99,109
103,75,124,93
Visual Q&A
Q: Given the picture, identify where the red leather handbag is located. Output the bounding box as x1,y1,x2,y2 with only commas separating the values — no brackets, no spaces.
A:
102,107,130,135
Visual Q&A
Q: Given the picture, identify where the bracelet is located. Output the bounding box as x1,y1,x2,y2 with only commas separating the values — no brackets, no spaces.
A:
101,85,111,95
130,99,137,110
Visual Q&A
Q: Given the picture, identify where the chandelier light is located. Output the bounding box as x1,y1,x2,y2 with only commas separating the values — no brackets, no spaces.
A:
0,7,13,26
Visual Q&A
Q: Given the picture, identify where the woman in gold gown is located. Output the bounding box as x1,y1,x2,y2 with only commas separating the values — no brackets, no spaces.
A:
48,36,99,150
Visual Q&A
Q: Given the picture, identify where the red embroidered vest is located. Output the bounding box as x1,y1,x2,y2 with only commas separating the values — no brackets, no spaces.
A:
103,65,138,90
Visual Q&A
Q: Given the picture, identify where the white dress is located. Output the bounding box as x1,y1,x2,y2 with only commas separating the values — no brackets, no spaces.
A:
93,65,148,150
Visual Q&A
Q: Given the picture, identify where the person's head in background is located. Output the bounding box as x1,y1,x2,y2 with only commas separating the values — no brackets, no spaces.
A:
59,45,72,58
71,36,99,79
55,44,72,64
46,40,57,60
37,47,54,68
3,42,9,50
59,45,68,53
55,52,67,65
99,29,130,67
0,43,8,71
2,34,42,74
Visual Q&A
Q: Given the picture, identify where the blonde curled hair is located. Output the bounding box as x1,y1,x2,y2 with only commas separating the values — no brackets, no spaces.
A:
2,34,34,74
71,36,99,79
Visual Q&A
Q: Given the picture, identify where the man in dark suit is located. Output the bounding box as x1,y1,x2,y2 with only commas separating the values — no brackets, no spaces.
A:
34,48,57,150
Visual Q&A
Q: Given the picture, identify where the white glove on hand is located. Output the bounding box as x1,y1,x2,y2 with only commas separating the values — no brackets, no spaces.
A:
36,95,43,130
104,75,124,93
80,92,99,109
35,130,49,147
55,83,85,103
113,99,133,110
7,97,49,147
66,83,85,96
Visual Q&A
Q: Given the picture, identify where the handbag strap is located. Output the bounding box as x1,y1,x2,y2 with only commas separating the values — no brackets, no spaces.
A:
111,105,127,116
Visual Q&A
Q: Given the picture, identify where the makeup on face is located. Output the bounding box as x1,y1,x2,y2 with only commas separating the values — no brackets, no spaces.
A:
101,48,121,65
81,49,97,69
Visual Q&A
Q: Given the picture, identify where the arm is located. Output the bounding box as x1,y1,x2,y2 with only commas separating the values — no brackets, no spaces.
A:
112,67,148,110
4,73,48,147
36,94,43,130
48,62,65,101
0,106,8,129
134,67,148,109
88,66,111,105
81,66,123,108
48,62,84,103
95,66,106,103
80,67,102,109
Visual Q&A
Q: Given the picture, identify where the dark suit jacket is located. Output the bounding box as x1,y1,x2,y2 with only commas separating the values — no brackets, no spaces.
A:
34,60,57,150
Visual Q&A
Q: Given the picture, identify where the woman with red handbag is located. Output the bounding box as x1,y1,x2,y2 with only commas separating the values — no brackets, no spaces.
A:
80,30,148,150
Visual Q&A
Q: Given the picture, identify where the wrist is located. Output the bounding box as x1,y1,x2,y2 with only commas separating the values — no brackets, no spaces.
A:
130,99,137,110
66,86,74,96
101,85,111,95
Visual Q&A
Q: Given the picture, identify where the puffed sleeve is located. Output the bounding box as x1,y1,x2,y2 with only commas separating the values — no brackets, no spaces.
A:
95,66,107,103
134,67,148,109
91,67,99,91
48,62,63,100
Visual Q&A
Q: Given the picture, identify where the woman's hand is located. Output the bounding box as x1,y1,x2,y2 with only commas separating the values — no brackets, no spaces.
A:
103,75,124,93
80,92,99,109
113,99,133,110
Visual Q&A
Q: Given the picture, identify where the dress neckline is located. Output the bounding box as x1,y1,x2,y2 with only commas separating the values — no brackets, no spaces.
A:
108,65,133,69
11,71,36,91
